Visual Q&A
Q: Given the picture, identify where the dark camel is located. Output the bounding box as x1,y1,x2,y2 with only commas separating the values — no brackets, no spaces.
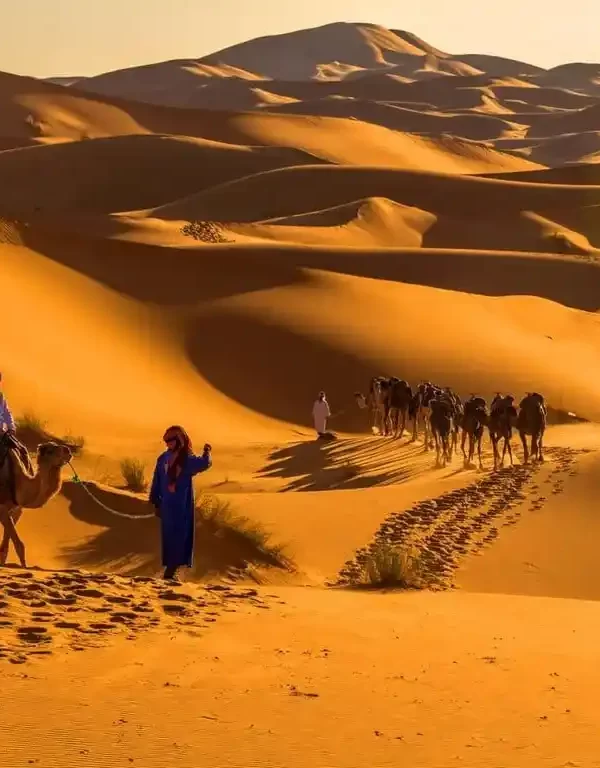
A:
410,382,440,449
441,387,464,456
517,392,547,464
387,378,413,438
429,394,454,467
488,394,518,470
461,396,488,469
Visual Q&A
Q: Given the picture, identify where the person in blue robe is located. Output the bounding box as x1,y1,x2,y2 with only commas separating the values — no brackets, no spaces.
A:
149,425,212,581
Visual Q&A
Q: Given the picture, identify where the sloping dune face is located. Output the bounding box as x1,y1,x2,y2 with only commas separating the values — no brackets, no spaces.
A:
1,22,600,606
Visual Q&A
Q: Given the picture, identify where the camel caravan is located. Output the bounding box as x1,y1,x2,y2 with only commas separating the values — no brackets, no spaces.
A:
355,378,547,470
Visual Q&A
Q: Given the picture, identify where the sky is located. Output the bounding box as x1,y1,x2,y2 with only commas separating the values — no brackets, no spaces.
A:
3,0,598,78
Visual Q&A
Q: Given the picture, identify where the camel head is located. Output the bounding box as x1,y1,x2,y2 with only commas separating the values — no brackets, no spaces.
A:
36,442,72,469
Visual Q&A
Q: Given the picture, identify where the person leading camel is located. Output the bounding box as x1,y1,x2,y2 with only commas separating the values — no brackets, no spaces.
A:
149,425,212,582
312,391,331,439
0,372,16,435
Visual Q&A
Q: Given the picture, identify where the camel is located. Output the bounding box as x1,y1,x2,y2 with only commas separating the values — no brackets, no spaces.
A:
410,382,440,449
355,376,393,436
387,378,413,438
0,437,72,567
488,394,518,470
461,396,488,469
441,387,463,455
429,395,454,467
517,392,547,464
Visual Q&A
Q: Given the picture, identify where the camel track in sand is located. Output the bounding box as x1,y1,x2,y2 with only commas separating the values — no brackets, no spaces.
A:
0,568,274,666
335,446,587,589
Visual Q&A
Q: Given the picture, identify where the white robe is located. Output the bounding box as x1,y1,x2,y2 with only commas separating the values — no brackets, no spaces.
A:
312,399,331,434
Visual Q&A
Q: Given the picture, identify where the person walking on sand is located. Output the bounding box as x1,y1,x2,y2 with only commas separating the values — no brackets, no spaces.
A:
312,391,331,439
149,425,212,582
0,373,16,435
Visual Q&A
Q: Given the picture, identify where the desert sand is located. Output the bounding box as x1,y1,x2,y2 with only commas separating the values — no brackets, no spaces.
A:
2,20,600,767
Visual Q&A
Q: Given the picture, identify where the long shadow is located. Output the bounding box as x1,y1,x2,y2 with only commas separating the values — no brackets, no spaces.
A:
258,436,435,491
60,482,284,578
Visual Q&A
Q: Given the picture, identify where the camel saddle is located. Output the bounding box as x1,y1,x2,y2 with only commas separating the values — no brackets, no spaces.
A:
0,432,32,506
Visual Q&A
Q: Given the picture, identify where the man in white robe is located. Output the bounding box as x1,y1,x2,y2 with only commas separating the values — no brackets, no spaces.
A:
312,391,331,437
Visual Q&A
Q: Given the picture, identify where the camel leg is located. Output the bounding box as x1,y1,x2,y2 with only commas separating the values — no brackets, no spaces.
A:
461,430,468,467
399,408,406,439
433,431,441,467
373,407,381,436
0,523,9,565
0,511,26,568
502,433,513,467
477,435,484,470
505,436,514,466
442,434,450,467
490,433,499,471
520,431,529,465
423,415,431,452
538,430,545,463
467,433,475,467
0,507,21,565
390,408,399,439
383,407,391,437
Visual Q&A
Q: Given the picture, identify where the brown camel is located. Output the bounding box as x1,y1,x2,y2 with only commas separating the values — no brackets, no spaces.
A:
429,395,453,468
410,382,440,449
388,378,413,438
0,439,72,567
355,376,393,436
517,392,547,464
441,387,464,456
488,394,518,470
461,396,488,469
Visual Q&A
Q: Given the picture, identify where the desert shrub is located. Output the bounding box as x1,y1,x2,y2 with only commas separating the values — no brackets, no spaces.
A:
361,542,423,589
16,411,47,433
120,458,147,492
60,433,86,455
181,221,232,244
196,493,291,569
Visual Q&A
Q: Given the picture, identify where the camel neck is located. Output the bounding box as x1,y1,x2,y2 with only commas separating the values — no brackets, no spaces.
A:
18,464,63,509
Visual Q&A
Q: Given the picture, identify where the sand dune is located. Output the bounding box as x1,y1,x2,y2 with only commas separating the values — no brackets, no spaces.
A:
1,71,544,171
148,164,600,230
3,22,600,767
0,135,328,214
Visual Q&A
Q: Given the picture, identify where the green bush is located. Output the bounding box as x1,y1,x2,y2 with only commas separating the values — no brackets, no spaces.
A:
120,458,147,492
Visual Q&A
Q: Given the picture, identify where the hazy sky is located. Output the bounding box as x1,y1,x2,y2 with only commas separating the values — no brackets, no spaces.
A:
4,0,598,77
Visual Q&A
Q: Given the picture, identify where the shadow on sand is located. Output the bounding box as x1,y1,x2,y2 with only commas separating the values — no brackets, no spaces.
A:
60,482,287,579
258,435,444,491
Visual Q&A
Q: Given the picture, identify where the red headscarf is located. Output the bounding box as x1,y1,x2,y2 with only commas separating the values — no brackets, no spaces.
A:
163,425,193,492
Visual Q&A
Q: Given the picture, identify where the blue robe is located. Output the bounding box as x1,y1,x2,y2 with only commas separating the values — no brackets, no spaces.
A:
149,450,212,568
